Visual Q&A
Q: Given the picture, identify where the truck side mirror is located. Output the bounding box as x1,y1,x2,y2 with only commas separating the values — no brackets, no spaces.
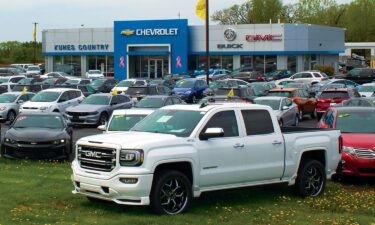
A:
97,125,106,131
199,128,224,140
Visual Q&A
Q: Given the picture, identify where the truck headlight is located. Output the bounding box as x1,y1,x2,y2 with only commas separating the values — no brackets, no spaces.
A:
5,138,17,144
342,146,355,155
120,149,144,166
0,106,7,111
53,139,65,145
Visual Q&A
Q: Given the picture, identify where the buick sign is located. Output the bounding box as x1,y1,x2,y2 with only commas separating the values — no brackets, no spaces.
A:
224,28,237,41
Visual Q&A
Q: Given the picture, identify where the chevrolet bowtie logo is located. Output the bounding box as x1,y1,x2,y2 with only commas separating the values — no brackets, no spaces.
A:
121,29,135,36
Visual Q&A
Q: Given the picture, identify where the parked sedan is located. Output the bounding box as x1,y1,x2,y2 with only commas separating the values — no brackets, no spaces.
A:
268,88,317,120
126,85,171,101
65,93,133,125
86,70,104,79
0,92,35,123
254,96,299,127
89,78,118,93
214,86,258,102
134,95,183,109
111,79,147,94
318,107,375,177
357,83,375,97
1,113,73,160
98,109,154,133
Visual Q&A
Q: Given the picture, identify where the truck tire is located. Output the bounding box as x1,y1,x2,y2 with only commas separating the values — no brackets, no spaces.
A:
295,160,326,197
150,170,192,215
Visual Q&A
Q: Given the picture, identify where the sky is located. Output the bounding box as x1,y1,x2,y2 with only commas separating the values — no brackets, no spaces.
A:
0,0,352,42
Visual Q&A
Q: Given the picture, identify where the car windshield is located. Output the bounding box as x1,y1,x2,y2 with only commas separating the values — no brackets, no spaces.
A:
28,67,39,71
320,91,349,99
108,114,147,131
88,70,101,74
131,109,205,137
320,84,345,91
254,99,280,110
336,111,375,133
176,80,194,88
0,78,9,83
149,80,163,85
13,115,63,129
90,79,105,87
215,89,241,96
66,80,80,85
358,86,375,92
117,80,135,87
82,95,111,105
268,91,293,98
126,87,150,95
0,94,18,103
31,91,60,102
135,97,165,108
18,79,32,85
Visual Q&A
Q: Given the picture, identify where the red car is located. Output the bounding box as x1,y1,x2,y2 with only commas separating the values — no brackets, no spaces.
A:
316,88,360,119
318,107,375,177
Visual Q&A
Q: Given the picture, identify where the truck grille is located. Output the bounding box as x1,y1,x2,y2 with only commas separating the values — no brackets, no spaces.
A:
78,145,116,172
354,148,375,159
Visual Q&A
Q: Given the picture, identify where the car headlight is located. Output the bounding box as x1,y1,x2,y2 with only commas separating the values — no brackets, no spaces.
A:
53,139,65,145
0,106,7,111
120,149,144,167
342,146,355,155
5,138,17,144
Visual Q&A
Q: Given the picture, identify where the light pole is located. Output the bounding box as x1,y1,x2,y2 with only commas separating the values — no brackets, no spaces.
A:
33,22,38,65
205,0,210,85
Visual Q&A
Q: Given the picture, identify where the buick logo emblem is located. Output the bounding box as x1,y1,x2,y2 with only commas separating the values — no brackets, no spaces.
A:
224,28,237,41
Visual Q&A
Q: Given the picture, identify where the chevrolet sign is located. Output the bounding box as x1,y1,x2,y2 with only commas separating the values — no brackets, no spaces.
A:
121,28,179,36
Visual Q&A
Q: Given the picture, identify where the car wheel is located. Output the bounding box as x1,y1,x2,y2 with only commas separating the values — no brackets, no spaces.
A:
98,113,108,126
295,160,326,197
293,115,299,126
311,108,317,119
7,110,16,123
150,170,192,215
298,110,303,121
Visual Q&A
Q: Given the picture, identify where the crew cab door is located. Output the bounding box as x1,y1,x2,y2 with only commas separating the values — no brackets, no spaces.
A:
197,110,248,187
239,109,285,181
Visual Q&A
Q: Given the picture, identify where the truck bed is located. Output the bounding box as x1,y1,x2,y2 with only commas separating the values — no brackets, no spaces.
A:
281,126,336,133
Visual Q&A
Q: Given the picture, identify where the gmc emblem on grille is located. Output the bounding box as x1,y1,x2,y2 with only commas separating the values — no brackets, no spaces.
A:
84,151,102,158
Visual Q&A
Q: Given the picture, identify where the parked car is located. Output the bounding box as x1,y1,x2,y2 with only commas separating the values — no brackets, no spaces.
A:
311,79,359,96
134,95,183,109
73,85,96,97
39,78,68,89
231,71,265,83
86,70,104,79
0,75,26,84
97,108,154,133
214,86,258,102
0,92,35,123
63,78,92,86
13,78,45,93
265,70,293,81
345,68,375,84
290,71,328,84
72,103,341,214
0,67,20,76
203,79,250,96
254,96,299,126
26,66,41,76
318,107,375,177
112,79,147,94
357,83,375,97
274,78,296,88
1,113,74,160
126,85,171,101
89,79,118,93
338,97,375,107
268,88,317,120
172,78,207,103
316,88,360,118
40,72,73,79
66,93,133,126
20,88,85,114
148,79,175,89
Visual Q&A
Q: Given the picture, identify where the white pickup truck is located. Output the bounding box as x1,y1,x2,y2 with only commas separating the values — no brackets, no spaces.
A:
72,103,342,215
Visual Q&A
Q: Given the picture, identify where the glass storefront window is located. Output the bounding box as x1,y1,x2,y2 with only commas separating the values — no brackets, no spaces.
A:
304,55,310,71
240,55,253,69
87,55,114,77
287,56,297,73
265,55,277,74
128,55,169,79
53,56,81,76
193,55,233,71
254,55,264,73
222,55,233,70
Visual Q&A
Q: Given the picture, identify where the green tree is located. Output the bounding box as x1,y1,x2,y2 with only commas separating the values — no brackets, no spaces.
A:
211,1,251,24
345,0,375,42
0,41,42,65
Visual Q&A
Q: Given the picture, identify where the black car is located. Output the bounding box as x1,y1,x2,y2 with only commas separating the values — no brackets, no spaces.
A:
1,113,73,160
149,79,176,89
214,86,258,102
125,85,171,100
89,78,118,93
231,71,265,83
266,70,293,81
345,68,375,84
134,95,183,109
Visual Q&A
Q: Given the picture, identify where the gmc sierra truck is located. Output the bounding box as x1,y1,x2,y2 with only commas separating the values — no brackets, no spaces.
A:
71,103,342,215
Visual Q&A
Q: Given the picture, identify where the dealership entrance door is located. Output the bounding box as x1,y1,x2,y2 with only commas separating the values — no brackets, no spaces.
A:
149,58,165,79
128,55,170,79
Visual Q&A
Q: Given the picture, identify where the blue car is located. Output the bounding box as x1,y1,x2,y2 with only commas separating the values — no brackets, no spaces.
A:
172,78,208,103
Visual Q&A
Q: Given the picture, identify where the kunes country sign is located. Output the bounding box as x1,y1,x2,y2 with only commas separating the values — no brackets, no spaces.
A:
54,44,110,51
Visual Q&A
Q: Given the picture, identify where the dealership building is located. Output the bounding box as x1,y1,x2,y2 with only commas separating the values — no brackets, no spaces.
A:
42,19,345,80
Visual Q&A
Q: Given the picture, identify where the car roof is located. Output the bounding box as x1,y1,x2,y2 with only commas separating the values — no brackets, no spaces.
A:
255,96,286,101
270,88,299,91
2,92,33,95
162,103,271,112
41,88,78,92
322,88,350,92
335,107,375,114
362,83,375,86
112,108,154,116
142,95,170,98
90,93,112,97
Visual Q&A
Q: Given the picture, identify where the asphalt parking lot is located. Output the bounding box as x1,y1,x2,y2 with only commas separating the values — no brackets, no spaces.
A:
0,118,318,145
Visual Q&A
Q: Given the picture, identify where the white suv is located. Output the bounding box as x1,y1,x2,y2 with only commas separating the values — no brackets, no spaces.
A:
86,70,104,79
20,88,85,113
111,79,148,94
290,71,329,84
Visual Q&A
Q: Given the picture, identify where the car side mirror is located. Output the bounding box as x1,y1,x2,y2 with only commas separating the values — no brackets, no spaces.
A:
97,124,106,131
17,100,24,104
282,106,289,111
199,128,224,140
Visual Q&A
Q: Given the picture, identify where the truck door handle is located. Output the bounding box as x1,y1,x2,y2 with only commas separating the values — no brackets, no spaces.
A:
272,140,283,145
233,143,244,148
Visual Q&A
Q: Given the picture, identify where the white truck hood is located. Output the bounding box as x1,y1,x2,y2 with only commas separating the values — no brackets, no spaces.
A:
78,131,182,149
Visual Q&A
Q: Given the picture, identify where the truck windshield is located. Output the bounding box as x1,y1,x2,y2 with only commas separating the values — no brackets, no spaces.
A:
108,114,147,131
131,109,204,137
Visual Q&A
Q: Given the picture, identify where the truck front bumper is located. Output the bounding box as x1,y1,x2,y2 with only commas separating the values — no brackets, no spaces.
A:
72,169,153,206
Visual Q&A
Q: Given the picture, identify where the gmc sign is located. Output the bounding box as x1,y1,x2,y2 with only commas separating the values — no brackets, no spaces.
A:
245,34,282,42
